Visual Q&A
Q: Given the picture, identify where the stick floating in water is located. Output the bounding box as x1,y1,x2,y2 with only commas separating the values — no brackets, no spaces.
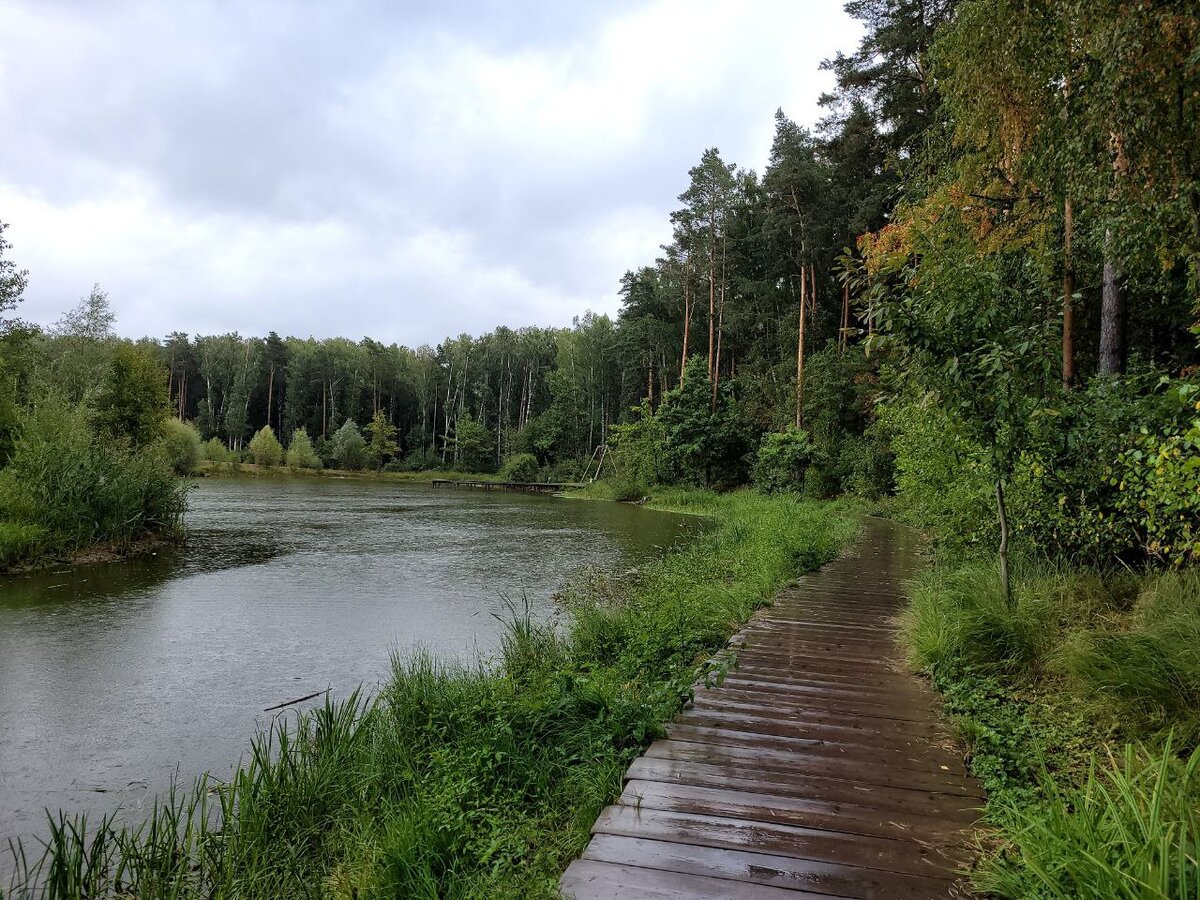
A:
263,689,328,712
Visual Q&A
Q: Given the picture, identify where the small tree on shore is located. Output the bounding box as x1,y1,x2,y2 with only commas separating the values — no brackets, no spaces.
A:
246,425,283,467
331,419,367,471
286,428,322,469
364,411,399,470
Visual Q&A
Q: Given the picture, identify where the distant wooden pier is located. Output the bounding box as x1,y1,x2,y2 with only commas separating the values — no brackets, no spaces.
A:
560,518,983,899
430,479,585,494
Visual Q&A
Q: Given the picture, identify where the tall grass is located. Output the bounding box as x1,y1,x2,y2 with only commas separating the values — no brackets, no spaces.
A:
900,558,1200,895
4,491,856,899
979,739,1200,899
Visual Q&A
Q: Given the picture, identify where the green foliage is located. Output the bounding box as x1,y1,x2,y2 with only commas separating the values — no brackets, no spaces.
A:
93,344,170,448
4,492,857,897
656,357,748,487
285,428,322,469
364,410,399,470
201,437,234,464
0,521,47,568
452,416,492,473
331,419,367,471
752,427,817,494
245,425,283,467
161,418,202,475
498,453,539,483
1112,382,1200,566
0,399,185,566
606,402,669,487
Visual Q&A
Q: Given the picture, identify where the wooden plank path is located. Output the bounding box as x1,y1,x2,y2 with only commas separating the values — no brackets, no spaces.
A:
560,518,983,899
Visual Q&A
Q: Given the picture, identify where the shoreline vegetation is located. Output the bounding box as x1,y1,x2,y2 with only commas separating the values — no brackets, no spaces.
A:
2,490,858,899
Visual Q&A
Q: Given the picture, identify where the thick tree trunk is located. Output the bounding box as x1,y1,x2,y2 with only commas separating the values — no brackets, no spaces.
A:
1099,228,1126,374
1062,198,1076,388
996,479,1012,608
711,234,727,412
266,363,274,431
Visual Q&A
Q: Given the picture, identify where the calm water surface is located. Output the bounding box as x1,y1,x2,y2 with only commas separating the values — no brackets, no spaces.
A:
0,478,698,847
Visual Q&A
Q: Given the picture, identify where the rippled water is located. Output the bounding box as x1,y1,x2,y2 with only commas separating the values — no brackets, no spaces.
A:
0,477,698,846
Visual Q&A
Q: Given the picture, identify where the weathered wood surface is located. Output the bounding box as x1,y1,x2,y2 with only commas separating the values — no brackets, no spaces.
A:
560,518,982,899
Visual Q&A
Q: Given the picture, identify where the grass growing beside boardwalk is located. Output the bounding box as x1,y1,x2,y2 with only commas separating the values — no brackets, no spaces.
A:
900,564,1200,897
4,491,857,899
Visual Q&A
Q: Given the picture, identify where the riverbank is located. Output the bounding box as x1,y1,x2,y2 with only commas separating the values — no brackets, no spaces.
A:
3,490,859,898
900,561,1200,895
195,460,506,484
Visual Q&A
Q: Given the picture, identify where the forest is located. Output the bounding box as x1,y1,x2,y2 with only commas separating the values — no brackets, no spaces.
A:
1,0,1198,895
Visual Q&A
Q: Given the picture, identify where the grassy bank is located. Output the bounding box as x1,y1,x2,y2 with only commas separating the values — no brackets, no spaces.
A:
901,562,1200,897
3,490,857,899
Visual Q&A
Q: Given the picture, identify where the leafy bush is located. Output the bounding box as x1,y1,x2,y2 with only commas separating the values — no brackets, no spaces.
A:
499,452,539,483
752,427,817,494
331,419,367,471
201,437,234,464
1112,381,1200,566
656,357,749,487
451,416,493,472
162,418,202,474
607,402,670,486
285,428,322,469
0,399,185,562
245,425,283,467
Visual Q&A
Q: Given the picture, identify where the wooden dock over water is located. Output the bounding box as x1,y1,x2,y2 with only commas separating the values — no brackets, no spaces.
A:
560,518,983,899
429,479,585,494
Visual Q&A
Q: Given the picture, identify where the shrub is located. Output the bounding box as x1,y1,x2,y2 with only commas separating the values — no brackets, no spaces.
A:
245,425,283,467
607,402,670,486
285,428,322,469
753,428,817,494
331,419,367,471
451,416,493,472
499,452,539,483
162,418,202,474
0,399,185,559
201,437,233,464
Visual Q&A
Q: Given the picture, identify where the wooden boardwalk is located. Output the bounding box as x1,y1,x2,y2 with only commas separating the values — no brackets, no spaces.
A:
560,518,983,899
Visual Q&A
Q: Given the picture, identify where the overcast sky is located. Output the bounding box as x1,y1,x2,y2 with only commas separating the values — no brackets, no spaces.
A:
0,1,861,346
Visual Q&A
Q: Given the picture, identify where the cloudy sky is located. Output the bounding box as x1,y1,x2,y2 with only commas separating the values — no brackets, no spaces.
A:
0,1,861,346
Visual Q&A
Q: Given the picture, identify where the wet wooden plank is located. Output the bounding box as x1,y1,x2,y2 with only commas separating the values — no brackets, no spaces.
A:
619,779,975,845
624,757,982,823
560,859,832,899
592,806,970,876
559,519,980,898
643,739,980,797
583,834,958,899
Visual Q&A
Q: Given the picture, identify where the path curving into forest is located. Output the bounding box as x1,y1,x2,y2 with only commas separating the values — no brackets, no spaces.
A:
560,517,983,899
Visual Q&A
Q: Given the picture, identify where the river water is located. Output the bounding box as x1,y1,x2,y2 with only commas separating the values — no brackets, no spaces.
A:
0,478,698,849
